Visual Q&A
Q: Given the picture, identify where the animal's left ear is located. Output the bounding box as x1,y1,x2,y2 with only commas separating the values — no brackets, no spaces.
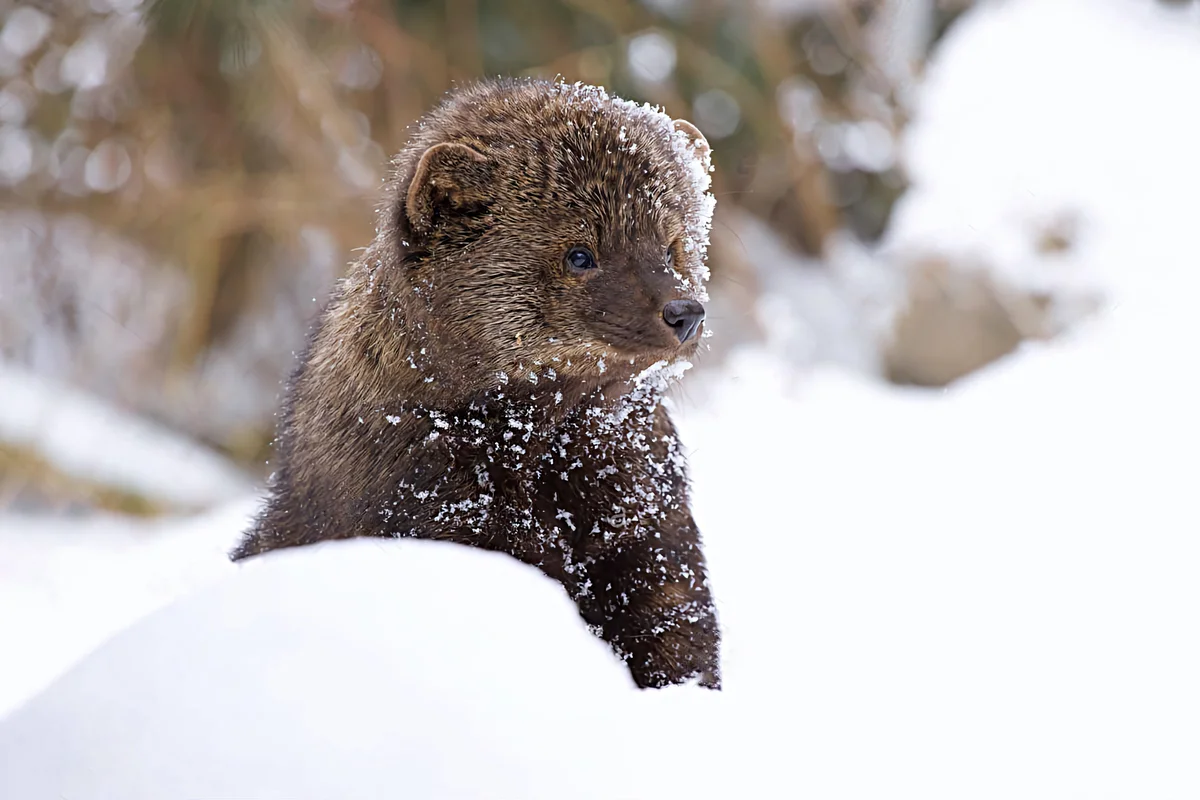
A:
672,119,711,162
402,141,492,243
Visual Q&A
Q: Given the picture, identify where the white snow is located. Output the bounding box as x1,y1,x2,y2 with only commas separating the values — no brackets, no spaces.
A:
0,498,256,717
2,0,1200,797
1,540,700,800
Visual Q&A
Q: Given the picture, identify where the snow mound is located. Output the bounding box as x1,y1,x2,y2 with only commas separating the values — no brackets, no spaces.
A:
0,539,729,800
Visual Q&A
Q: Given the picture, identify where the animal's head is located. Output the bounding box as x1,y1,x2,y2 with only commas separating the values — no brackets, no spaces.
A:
381,79,716,388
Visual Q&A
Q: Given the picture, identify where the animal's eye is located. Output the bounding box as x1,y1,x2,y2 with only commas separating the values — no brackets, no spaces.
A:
565,246,598,273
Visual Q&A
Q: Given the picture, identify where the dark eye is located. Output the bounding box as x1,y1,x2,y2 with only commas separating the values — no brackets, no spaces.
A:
565,246,597,273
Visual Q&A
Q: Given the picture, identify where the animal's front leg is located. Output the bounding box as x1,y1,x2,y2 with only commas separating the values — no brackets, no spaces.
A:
579,519,721,689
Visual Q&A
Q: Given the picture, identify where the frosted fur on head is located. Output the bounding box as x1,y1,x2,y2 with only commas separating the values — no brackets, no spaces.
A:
545,80,717,302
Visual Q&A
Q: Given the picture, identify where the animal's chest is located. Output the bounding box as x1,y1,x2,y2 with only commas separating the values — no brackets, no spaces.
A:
382,402,684,573
466,427,629,557
467,417,682,562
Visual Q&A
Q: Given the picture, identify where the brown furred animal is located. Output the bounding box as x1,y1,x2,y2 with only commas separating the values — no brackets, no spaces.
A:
231,78,721,689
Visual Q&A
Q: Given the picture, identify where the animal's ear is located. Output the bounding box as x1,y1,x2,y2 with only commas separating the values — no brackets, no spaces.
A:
403,142,491,240
672,119,711,161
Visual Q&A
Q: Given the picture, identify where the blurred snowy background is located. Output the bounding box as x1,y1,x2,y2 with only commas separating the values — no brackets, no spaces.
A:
1,0,1199,796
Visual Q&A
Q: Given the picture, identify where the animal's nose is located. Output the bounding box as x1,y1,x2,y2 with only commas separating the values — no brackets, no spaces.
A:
662,299,705,344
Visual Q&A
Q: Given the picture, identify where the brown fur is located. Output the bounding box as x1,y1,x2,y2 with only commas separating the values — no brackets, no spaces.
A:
231,78,721,689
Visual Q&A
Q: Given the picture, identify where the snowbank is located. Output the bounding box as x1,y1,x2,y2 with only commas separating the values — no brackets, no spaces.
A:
3,302,1196,797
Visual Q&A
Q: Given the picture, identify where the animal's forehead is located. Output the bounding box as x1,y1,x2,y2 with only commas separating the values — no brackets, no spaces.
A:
452,81,708,192
546,126,692,212
520,136,694,254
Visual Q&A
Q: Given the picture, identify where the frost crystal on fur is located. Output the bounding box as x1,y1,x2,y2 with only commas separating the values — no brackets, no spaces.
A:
550,80,716,302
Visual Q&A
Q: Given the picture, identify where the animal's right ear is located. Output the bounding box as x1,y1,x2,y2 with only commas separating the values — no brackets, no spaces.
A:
402,142,491,241
672,119,711,162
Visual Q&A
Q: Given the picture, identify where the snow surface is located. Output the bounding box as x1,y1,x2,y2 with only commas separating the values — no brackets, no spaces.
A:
1,540,722,800
0,499,256,717
3,0,1200,796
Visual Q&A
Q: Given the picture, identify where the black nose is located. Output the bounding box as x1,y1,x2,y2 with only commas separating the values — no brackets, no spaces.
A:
662,299,705,344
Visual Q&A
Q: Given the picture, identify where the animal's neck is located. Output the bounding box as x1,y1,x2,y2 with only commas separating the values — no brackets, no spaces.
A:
376,379,650,453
